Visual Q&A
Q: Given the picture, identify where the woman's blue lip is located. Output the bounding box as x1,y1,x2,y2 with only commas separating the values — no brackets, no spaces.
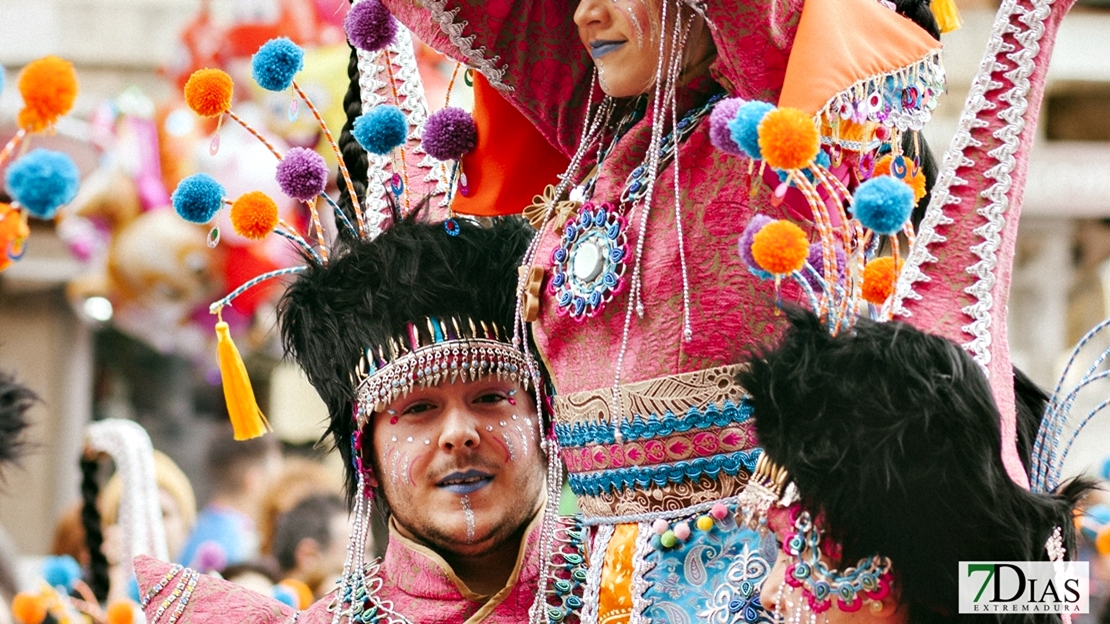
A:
590,41,625,59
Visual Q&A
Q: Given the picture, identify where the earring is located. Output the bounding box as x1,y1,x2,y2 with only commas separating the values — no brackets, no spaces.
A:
869,600,883,615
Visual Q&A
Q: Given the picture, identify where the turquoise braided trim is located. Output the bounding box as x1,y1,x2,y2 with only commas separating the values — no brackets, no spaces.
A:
555,399,754,447
567,449,761,497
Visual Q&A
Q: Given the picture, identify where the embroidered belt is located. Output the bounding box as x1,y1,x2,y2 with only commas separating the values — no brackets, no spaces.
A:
553,365,759,519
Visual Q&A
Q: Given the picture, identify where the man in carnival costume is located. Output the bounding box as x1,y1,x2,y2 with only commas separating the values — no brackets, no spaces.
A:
133,7,584,621
737,308,1089,624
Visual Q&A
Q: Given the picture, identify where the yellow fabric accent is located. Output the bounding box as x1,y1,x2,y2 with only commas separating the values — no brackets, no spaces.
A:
778,0,942,115
931,0,963,34
215,320,271,440
598,523,639,624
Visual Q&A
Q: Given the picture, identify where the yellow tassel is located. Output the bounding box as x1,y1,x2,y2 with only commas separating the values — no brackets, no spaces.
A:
215,319,271,440
931,0,962,34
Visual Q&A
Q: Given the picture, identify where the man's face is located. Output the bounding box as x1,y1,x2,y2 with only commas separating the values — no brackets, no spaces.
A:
366,377,545,558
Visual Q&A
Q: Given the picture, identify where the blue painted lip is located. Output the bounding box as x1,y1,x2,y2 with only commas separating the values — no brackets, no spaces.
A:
438,469,493,494
590,40,625,59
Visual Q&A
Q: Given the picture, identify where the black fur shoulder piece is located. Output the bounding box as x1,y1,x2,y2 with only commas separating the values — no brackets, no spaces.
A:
277,214,533,499
737,309,1088,624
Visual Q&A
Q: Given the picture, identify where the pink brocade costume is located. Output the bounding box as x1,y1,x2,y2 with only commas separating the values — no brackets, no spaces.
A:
380,1,948,621
134,513,585,623
381,0,940,511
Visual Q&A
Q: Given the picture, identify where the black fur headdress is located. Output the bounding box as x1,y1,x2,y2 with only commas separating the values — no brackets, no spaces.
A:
278,213,533,499
737,309,1087,624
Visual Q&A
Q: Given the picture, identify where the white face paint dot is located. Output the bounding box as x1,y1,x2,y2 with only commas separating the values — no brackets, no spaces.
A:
486,425,494,432
499,421,507,427
406,436,413,443
511,414,518,420
424,439,430,445
391,436,397,442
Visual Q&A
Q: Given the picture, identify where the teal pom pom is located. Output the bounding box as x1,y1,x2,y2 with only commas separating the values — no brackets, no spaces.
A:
851,176,915,235
272,584,298,607
353,105,407,155
728,101,775,160
42,555,82,591
0,67,5,97
4,149,80,219
172,173,226,224
252,37,304,92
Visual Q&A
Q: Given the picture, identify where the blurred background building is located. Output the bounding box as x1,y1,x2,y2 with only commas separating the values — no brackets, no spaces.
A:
0,0,1109,601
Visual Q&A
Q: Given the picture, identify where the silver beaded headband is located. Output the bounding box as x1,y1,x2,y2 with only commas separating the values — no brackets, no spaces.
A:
352,317,531,427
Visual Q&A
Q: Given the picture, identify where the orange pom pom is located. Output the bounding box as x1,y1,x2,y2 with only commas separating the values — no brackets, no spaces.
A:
279,578,314,610
17,56,78,132
758,108,819,171
106,601,136,624
872,155,927,203
230,191,278,240
862,256,898,305
184,69,234,118
11,592,47,624
751,220,809,275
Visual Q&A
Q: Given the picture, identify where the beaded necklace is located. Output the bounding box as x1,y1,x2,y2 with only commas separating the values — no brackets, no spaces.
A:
550,92,725,320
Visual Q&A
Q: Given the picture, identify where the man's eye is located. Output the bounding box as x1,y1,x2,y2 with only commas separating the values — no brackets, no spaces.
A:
403,402,435,415
474,392,507,404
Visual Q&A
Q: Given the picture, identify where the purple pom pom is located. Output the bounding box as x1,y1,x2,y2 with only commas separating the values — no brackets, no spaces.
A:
345,0,398,52
738,214,774,271
709,98,745,155
191,541,227,574
803,242,847,291
423,107,478,161
276,147,329,201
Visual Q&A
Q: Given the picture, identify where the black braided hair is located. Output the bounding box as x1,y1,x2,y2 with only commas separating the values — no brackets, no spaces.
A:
79,456,110,603
334,40,370,246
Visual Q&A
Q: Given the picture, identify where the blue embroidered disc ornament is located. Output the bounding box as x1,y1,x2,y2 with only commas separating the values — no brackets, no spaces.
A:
550,201,628,319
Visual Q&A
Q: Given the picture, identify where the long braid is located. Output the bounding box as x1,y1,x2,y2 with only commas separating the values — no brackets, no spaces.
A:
334,41,370,247
80,455,110,603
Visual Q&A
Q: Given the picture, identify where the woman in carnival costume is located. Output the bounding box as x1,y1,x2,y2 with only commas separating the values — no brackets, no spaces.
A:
371,0,951,618
133,7,583,622
380,0,1085,610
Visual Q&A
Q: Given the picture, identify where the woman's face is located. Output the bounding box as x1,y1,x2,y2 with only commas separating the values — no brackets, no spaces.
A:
573,0,716,98
574,0,659,97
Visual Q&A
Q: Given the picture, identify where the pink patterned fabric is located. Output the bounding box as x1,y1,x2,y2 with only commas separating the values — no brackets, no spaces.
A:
890,0,1079,487
136,513,576,623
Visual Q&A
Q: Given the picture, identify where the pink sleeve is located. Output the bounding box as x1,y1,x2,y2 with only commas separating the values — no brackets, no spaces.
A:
382,0,596,156
891,0,1078,488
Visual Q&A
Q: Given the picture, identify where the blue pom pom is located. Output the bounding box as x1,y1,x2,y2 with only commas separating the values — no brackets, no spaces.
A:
252,38,304,92
851,176,915,235
0,67,5,97
728,101,775,160
4,149,80,219
272,584,298,608
128,575,141,603
172,173,226,223
353,105,408,155
42,555,82,591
